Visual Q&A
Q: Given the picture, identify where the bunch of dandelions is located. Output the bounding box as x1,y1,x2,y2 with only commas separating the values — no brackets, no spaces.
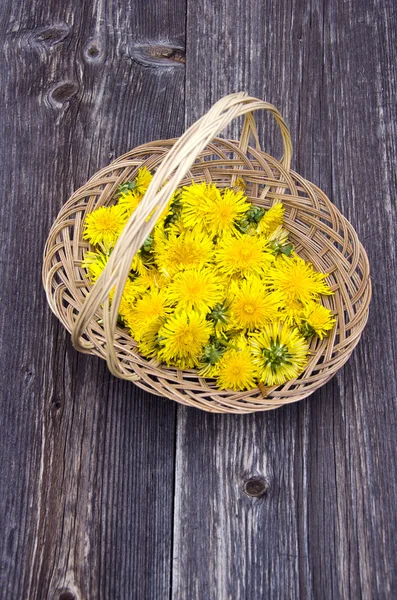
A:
82,167,336,391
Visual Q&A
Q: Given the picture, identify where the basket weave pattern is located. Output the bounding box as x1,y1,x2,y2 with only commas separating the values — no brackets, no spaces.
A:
43,94,371,413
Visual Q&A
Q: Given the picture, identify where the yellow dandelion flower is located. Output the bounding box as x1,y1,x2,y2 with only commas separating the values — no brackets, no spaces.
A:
257,202,285,234
267,255,333,304
215,235,274,277
301,302,336,339
233,176,247,192
138,268,170,290
265,226,293,256
154,229,214,276
83,205,127,251
158,311,212,368
155,200,174,226
266,225,289,246
134,166,153,194
145,202,169,224
118,189,141,215
124,288,172,341
117,295,130,320
116,168,152,214
217,346,258,391
205,188,250,237
206,300,232,336
137,319,163,359
197,340,228,378
81,250,108,282
229,278,283,330
280,298,305,327
132,251,149,275
165,219,187,236
180,182,220,230
121,278,147,303
110,278,147,320
250,322,309,386
166,269,224,312
228,332,250,350
198,362,221,378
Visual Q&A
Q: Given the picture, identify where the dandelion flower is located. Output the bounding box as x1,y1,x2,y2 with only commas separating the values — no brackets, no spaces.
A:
205,188,250,237
268,255,333,304
180,182,220,230
266,226,293,256
155,229,214,276
117,167,152,214
300,302,336,339
137,319,164,358
111,278,147,321
81,250,109,282
266,225,289,245
198,342,226,377
233,176,247,192
134,167,153,194
257,202,285,234
216,235,274,277
250,322,309,386
229,278,283,330
138,268,170,290
281,298,305,327
207,301,232,335
83,205,127,251
124,288,172,341
122,278,147,303
198,362,221,378
217,346,258,391
165,219,187,237
132,252,149,275
158,311,212,368
166,269,223,312
118,189,141,215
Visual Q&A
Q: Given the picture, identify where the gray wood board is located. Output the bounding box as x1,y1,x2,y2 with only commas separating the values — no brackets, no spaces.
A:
173,0,397,599
0,0,396,598
0,0,185,598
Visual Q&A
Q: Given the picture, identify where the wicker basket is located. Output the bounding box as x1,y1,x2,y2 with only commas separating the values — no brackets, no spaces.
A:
42,93,371,413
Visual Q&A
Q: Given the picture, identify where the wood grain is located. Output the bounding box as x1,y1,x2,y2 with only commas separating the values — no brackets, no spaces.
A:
1,0,397,598
0,0,185,598
171,0,397,599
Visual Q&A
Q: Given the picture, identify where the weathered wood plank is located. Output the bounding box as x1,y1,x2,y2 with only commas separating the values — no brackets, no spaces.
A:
172,0,397,598
1,0,397,598
0,0,185,598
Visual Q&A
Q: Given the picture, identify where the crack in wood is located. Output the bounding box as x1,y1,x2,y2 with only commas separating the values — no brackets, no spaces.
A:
129,43,186,68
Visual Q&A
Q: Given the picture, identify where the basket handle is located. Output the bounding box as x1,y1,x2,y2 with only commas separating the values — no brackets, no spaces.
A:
72,92,293,378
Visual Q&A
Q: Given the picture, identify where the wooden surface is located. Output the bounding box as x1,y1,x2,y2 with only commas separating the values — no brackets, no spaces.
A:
0,0,396,598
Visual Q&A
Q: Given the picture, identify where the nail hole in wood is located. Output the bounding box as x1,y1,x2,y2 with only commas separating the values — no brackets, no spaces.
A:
244,477,269,497
51,398,61,410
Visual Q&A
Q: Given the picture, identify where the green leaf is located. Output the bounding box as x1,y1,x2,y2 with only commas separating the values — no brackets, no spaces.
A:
280,244,293,256
143,234,154,252
116,181,137,197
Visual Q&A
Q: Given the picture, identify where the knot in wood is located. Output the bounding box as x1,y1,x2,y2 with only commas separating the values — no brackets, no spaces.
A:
58,591,77,600
243,477,269,497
